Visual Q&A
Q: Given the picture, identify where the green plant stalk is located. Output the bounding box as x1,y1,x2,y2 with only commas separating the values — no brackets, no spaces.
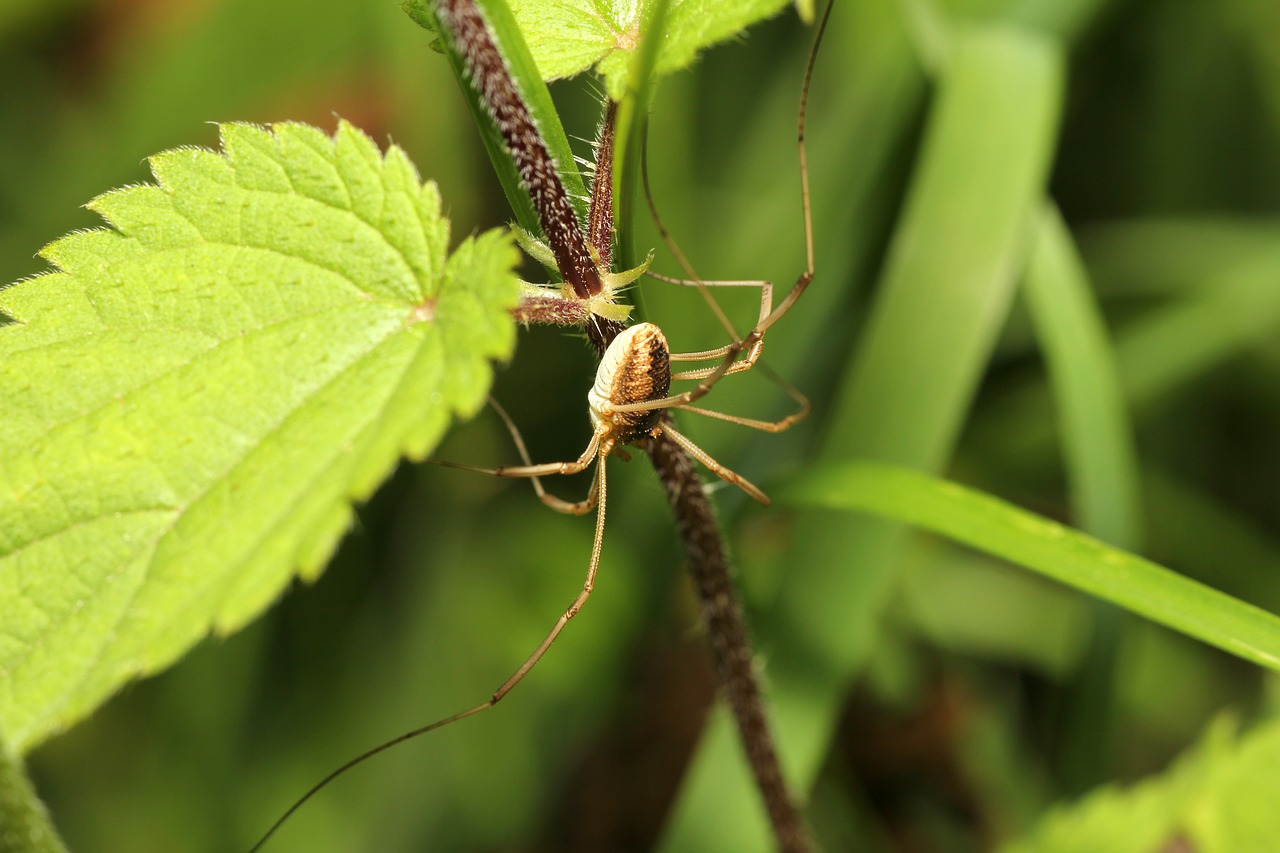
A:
611,0,670,272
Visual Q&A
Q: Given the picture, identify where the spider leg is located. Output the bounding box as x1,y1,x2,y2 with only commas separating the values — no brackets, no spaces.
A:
434,430,603,515
248,458,611,853
647,269,775,348
674,356,812,431
488,458,609,704
660,422,769,505
637,1,822,401
488,398,599,515
675,399,809,434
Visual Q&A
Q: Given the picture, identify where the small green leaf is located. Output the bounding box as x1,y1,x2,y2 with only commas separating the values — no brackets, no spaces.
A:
507,0,793,99
0,121,519,753
1000,715,1280,853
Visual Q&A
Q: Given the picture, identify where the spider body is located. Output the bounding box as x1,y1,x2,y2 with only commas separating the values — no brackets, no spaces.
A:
590,322,672,450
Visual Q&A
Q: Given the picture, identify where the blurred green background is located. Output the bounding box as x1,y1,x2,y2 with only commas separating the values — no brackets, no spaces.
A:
6,0,1280,850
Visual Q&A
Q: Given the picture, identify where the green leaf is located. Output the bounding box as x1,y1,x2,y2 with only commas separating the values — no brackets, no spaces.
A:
780,462,1280,672
1024,204,1146,789
999,715,1280,853
0,121,519,754
506,0,792,99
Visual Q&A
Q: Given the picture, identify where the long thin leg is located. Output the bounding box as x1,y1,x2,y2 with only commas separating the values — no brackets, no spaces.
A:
672,359,812,432
670,358,755,381
488,457,608,703
675,400,809,434
606,250,811,415
435,431,601,482
646,268,776,378
633,0,826,408
489,399,598,515
647,269,775,344
246,460,610,853
660,422,769,506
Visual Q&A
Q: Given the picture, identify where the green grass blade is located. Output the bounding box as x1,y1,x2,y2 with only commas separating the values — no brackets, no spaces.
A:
1022,204,1145,789
1024,204,1142,547
985,239,1280,467
1144,469,1280,614
1080,218,1280,296
1112,248,1280,408
782,462,1280,671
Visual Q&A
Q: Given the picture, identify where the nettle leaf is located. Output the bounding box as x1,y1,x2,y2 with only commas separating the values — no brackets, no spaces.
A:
506,0,792,99
0,120,519,753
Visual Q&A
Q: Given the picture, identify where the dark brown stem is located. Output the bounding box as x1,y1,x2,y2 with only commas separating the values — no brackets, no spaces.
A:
582,316,810,851
646,429,811,853
588,99,617,272
432,0,603,300
580,100,809,852
512,289,595,326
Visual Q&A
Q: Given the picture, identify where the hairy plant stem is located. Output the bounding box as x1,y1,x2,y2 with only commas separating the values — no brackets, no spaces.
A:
431,0,603,300
646,426,812,853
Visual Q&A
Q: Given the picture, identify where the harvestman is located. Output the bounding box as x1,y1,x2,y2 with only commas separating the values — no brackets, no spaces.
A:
248,3,831,848
422,0,828,746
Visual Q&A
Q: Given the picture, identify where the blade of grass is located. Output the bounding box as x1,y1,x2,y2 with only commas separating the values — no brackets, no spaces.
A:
1111,248,1280,407
985,242,1280,467
1024,203,1142,547
1143,469,1280,614
1080,218,1280,296
1022,202,1144,791
780,463,1280,671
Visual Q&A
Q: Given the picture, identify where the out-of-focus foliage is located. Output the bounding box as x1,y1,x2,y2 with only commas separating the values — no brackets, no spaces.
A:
1000,715,1280,853
5,0,1280,851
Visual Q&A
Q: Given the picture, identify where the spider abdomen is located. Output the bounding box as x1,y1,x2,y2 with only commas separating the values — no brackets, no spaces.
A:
589,322,672,445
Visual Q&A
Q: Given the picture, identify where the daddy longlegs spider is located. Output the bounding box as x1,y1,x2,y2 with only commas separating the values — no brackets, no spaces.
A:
248,3,831,849
412,0,829,743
